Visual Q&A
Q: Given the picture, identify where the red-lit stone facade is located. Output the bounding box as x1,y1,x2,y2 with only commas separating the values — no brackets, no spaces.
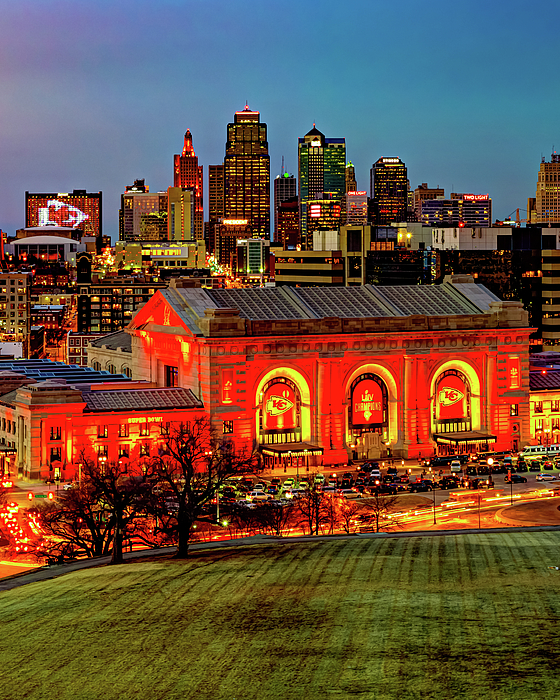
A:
111,285,532,468
0,373,204,481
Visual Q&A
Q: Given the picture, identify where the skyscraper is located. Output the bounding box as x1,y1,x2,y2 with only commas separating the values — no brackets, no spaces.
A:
298,126,346,250
119,181,168,242
345,162,357,193
173,129,204,240
223,105,270,238
274,171,297,240
370,157,408,226
534,152,560,224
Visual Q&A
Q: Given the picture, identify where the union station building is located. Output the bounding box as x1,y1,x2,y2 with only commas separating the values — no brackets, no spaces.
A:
89,276,531,468
0,277,533,480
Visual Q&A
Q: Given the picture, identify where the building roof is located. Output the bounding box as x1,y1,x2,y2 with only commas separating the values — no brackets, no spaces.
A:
202,282,490,320
89,331,132,353
128,280,524,339
0,359,131,384
82,387,202,412
529,370,560,391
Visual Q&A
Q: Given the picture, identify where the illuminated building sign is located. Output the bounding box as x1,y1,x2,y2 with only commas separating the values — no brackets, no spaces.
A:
26,191,101,237
222,369,234,405
347,191,367,196
382,158,400,163
436,372,468,421
310,205,321,218
508,356,521,389
349,374,387,429
37,200,89,228
310,140,322,148
127,416,163,424
462,194,489,201
223,219,248,225
262,382,298,431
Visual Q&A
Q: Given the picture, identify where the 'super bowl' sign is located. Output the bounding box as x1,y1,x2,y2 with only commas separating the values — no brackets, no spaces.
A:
351,378,384,427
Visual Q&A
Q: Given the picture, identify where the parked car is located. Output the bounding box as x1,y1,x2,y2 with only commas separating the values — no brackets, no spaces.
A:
504,474,527,484
529,462,542,472
342,472,354,485
337,488,361,499
360,461,380,473
367,483,397,495
543,461,555,471
314,474,325,484
408,481,433,493
536,473,558,482
438,476,459,490
450,460,462,473
247,490,270,501
516,463,528,473
283,478,295,489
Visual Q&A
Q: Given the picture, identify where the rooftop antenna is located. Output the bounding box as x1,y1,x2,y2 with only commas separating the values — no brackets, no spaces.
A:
281,155,284,176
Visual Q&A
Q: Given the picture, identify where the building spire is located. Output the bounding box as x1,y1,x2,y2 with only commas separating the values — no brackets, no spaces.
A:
182,129,195,157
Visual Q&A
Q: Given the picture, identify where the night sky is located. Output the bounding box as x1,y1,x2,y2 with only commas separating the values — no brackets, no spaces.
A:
1,0,559,239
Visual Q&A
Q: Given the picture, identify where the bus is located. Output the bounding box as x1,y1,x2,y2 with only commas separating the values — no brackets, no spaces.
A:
519,445,560,461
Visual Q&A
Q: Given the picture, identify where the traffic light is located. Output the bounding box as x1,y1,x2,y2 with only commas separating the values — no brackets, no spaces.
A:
48,492,54,500
27,492,34,501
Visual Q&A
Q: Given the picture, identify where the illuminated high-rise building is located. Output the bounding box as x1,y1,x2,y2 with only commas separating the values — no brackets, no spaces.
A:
223,105,270,239
370,157,408,226
173,129,204,240
345,162,357,193
298,126,346,250
119,181,168,242
274,171,297,240
167,187,194,241
206,164,225,254
535,152,560,224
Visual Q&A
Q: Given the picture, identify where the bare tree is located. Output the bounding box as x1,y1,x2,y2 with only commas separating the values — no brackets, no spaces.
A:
335,497,361,534
295,481,333,536
150,417,259,557
254,501,297,537
362,489,401,532
34,482,115,561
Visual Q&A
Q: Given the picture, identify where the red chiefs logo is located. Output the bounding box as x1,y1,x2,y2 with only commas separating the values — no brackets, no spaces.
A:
438,386,465,407
266,395,294,416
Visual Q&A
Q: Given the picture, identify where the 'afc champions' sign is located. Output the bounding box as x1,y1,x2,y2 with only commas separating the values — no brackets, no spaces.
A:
352,379,384,426
262,384,297,431
437,374,468,421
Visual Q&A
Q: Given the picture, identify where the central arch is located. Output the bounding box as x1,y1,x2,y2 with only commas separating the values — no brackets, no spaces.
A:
254,366,312,445
344,363,399,455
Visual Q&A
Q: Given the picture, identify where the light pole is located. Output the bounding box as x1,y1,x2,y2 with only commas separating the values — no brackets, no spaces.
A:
433,479,437,525
288,451,292,481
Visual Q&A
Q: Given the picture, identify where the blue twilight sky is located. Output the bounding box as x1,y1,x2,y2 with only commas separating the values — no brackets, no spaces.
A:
1,0,559,240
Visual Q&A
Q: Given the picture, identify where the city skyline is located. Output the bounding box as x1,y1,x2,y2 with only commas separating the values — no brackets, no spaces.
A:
1,0,560,237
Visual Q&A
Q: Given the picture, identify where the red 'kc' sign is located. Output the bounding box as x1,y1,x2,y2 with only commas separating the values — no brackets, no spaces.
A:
437,374,467,421
262,384,297,430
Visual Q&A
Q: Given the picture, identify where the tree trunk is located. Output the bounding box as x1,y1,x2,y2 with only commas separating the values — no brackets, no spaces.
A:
175,516,194,558
111,517,123,564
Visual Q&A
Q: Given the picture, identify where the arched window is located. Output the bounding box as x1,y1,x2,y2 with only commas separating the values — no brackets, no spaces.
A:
121,366,132,378
258,377,301,445
92,361,101,371
432,369,471,433
348,373,388,431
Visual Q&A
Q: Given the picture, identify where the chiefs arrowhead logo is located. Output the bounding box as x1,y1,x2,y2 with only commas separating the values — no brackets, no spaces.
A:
266,395,294,416
438,386,465,407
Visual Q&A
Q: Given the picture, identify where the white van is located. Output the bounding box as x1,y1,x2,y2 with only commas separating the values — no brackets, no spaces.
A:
450,460,462,473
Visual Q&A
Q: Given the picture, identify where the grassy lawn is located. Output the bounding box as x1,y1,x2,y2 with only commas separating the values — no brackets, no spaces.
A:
1,532,560,700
